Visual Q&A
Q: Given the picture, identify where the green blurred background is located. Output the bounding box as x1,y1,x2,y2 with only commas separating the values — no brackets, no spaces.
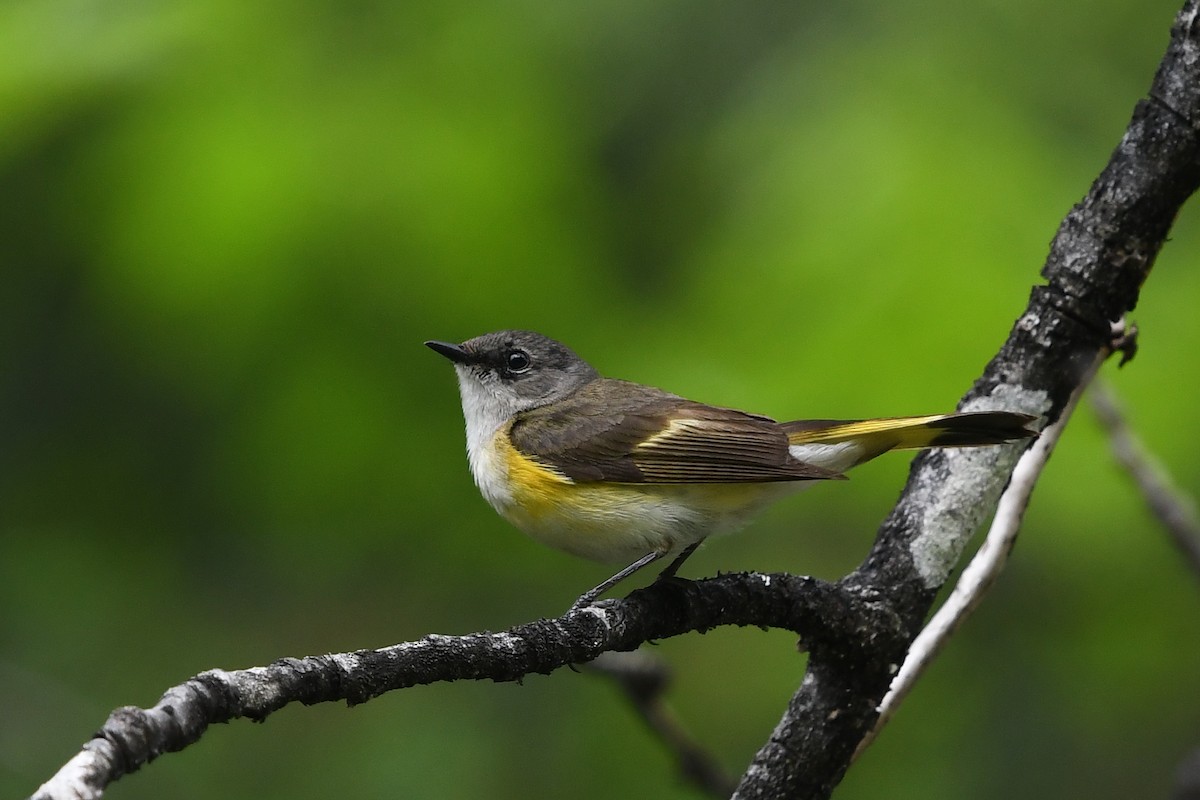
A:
3,0,1199,797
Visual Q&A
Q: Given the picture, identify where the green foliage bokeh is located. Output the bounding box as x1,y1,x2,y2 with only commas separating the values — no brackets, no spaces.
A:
3,1,1198,798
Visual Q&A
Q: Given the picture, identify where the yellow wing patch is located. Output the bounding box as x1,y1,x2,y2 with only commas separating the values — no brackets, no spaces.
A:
635,417,705,450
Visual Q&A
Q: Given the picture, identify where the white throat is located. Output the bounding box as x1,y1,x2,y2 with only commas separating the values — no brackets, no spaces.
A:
454,365,520,509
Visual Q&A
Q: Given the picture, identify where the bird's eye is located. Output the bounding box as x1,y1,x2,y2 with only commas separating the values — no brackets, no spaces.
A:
505,349,531,373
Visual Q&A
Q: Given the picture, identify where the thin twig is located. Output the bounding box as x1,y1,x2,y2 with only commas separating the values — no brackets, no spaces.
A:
854,340,1109,758
590,651,737,799
1090,380,1200,578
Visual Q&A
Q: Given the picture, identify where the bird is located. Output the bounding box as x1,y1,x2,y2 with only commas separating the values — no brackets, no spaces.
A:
426,330,1037,608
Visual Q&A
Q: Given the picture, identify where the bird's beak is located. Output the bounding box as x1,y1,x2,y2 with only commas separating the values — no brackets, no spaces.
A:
424,340,472,365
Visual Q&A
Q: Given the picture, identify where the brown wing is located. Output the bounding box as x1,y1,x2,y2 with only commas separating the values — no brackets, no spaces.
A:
509,379,844,484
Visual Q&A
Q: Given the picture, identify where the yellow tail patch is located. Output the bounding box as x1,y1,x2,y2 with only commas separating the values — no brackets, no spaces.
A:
785,412,1036,456
786,415,951,449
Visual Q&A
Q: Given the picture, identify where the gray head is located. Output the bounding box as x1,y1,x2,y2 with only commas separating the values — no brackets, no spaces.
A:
426,331,599,433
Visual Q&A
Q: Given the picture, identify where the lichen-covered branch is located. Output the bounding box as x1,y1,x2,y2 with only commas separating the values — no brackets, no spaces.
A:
31,572,882,800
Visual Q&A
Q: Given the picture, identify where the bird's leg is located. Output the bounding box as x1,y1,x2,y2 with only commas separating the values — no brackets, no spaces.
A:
569,551,667,610
568,543,705,610
655,542,701,580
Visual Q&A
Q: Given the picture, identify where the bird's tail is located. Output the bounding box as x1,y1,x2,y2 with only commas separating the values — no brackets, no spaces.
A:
782,411,1038,471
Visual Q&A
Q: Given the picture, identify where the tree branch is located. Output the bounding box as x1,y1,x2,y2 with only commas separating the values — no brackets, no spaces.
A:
590,650,737,798
31,573,888,800
733,1,1200,795
856,326,1117,760
1090,379,1200,577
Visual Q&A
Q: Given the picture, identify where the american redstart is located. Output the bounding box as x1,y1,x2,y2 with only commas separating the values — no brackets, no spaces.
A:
426,330,1037,607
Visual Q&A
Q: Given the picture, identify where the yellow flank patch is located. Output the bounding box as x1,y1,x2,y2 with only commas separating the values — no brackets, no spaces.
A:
492,426,573,522
787,415,949,448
